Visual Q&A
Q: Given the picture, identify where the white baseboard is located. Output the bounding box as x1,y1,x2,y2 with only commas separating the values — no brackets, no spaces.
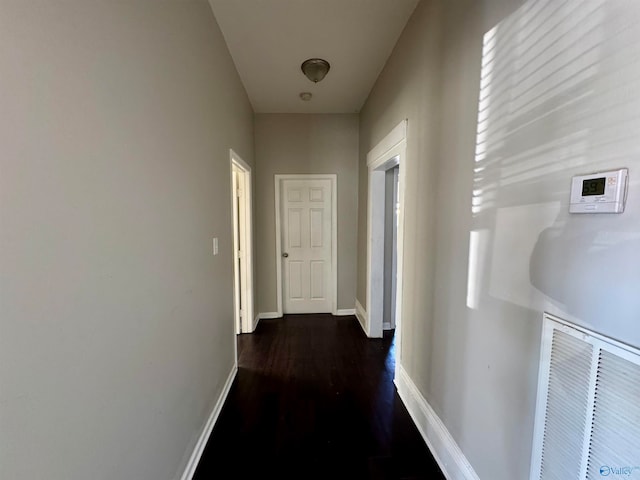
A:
251,313,259,332
334,308,356,316
355,299,368,333
251,312,281,332
395,365,479,480
179,365,238,480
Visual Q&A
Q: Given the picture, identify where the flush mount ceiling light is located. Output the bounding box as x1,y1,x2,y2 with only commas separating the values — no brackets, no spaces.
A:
299,92,312,101
301,58,330,83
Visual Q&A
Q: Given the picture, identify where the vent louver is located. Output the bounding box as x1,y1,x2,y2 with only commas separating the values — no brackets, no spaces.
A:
531,314,640,480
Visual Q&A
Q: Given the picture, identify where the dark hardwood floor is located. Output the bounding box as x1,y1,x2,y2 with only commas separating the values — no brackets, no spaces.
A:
193,314,445,479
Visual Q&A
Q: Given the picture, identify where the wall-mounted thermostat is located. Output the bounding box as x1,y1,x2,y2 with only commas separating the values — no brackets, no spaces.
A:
569,168,628,213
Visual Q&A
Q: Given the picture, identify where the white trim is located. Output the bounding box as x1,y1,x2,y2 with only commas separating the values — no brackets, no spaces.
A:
366,119,407,347
251,313,260,331
274,174,338,316
366,120,407,167
257,312,281,320
334,308,356,316
542,312,640,355
355,299,368,334
395,365,480,480
528,315,555,480
230,149,254,334
179,365,238,480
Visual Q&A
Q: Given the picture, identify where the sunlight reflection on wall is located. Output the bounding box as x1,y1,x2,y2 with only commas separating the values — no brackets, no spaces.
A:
466,0,640,335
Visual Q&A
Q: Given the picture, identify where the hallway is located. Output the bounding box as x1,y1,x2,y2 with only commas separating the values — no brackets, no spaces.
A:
193,314,445,479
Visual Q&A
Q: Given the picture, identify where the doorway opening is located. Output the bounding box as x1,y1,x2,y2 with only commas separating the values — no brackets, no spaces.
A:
231,150,254,334
383,166,400,331
366,119,406,377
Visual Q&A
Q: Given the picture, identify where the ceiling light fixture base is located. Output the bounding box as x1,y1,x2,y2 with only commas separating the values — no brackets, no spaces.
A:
301,58,330,83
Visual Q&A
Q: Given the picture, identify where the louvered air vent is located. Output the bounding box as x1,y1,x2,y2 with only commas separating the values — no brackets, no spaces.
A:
530,313,640,480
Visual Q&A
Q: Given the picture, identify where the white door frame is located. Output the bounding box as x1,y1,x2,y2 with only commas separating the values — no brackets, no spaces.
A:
230,149,254,334
366,119,407,344
275,174,338,317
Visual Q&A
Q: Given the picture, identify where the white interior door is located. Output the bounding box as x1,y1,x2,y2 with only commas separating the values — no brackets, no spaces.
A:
232,168,241,333
230,150,254,334
280,177,333,314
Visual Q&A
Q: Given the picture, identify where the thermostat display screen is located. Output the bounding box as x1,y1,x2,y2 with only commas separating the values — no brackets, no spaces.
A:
582,177,606,196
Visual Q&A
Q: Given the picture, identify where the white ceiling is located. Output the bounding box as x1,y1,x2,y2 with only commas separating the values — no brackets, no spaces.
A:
208,0,420,114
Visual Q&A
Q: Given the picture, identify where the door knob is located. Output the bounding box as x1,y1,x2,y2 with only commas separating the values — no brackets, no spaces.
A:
282,252,289,258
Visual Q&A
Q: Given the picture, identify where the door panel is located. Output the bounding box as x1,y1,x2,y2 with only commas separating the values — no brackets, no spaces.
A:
310,209,324,247
310,261,324,299
287,209,302,248
289,261,303,299
281,178,332,313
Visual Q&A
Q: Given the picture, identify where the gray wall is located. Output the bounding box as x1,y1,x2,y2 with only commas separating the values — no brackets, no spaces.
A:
0,2,254,479
357,0,444,378
358,0,640,479
254,114,359,314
